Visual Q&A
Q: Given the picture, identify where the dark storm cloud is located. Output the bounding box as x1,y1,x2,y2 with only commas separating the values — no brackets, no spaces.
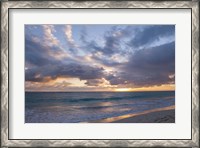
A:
129,25,175,48
109,42,175,87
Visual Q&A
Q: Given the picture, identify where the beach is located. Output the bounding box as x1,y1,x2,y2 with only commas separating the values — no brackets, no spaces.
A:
112,109,175,123
89,105,175,123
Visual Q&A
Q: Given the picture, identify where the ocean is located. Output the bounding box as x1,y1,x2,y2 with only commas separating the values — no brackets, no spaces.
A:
25,91,175,123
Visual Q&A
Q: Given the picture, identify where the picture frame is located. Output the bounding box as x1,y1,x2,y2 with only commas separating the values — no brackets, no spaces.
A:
1,1,199,147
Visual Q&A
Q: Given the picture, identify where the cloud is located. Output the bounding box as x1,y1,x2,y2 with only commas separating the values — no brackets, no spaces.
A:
64,25,79,54
102,35,121,54
25,38,54,66
92,26,175,87
85,78,111,87
108,76,127,85
25,80,72,91
43,25,59,46
129,25,175,48
80,26,88,44
25,36,68,67
91,52,123,67
65,25,74,44
25,25,175,90
25,33,107,83
77,26,133,67
81,26,143,64
110,42,175,87
85,79,104,86
85,26,128,55
25,63,106,83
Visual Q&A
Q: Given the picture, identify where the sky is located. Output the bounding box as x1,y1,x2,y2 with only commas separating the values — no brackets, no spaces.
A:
25,24,175,92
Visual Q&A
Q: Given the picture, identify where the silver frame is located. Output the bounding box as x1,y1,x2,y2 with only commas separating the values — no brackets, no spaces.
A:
1,1,199,147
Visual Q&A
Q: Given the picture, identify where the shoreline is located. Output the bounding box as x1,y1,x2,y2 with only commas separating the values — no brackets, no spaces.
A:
88,105,175,123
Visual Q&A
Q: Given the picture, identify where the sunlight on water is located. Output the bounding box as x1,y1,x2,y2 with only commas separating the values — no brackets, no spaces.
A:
91,105,175,123
25,91,175,123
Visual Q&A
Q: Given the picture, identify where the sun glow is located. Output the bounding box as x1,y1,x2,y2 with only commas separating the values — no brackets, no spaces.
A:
114,84,175,92
115,88,131,92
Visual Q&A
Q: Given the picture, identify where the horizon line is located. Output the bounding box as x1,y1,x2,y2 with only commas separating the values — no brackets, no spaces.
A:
25,90,175,93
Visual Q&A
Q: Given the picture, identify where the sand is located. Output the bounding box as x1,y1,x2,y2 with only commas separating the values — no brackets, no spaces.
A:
88,105,175,123
112,109,175,123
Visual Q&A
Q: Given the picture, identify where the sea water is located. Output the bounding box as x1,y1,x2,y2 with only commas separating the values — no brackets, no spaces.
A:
25,91,175,123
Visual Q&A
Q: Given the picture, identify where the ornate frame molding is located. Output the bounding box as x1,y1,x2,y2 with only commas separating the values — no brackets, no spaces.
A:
1,1,199,147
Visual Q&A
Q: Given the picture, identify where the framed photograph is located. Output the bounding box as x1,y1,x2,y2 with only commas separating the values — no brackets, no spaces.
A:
1,1,199,147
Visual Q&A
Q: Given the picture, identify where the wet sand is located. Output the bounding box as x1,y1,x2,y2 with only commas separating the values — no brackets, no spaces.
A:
112,109,175,123
88,105,175,123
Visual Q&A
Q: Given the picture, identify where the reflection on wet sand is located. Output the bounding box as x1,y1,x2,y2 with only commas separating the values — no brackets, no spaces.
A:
88,105,175,123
